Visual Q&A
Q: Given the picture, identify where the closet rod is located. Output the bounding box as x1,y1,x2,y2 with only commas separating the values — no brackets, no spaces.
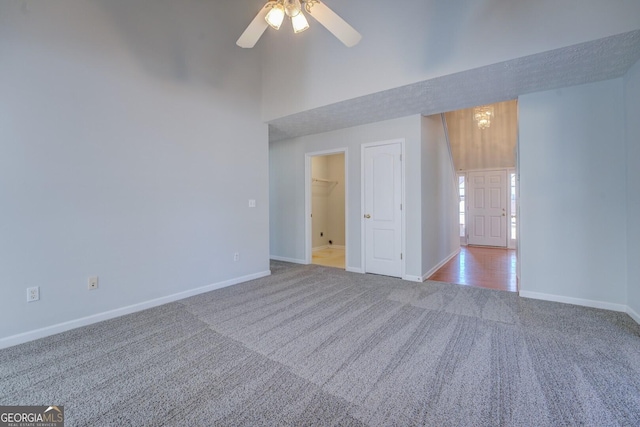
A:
312,178,336,183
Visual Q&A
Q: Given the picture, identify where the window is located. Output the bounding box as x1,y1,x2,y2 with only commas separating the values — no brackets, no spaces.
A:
458,174,465,238
510,172,516,240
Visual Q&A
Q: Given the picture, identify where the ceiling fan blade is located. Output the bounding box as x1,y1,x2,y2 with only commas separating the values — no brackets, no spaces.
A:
305,1,361,47
236,3,272,48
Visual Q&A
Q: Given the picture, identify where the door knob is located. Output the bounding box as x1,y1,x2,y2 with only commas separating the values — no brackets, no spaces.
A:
364,214,371,219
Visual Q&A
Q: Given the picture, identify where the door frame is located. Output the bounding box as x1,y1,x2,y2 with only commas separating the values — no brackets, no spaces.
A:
304,148,349,267
457,171,467,246
507,167,516,250
360,139,406,279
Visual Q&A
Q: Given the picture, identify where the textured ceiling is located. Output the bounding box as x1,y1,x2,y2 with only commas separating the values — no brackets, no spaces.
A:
268,30,640,142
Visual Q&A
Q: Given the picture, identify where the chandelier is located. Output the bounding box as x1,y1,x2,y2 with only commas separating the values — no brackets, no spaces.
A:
473,105,494,130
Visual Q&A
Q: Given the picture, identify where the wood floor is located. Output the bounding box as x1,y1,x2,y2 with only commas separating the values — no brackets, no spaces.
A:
312,247,345,269
427,246,517,292
313,245,516,292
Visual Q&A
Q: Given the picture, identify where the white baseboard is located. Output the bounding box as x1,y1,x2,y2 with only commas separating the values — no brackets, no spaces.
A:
346,267,364,274
627,306,640,324
519,291,627,313
0,270,271,350
403,275,424,282
270,255,307,264
422,248,461,281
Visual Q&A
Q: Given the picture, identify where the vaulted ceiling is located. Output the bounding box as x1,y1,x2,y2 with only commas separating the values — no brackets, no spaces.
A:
268,30,640,142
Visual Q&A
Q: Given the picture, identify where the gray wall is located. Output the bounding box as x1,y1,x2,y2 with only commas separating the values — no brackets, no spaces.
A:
269,114,458,280
518,79,627,307
0,1,269,341
421,116,460,277
269,116,423,277
625,60,640,318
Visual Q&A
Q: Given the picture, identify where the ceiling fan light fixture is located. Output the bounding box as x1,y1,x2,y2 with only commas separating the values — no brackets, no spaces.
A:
284,0,302,17
265,3,285,30
237,0,362,48
291,11,310,33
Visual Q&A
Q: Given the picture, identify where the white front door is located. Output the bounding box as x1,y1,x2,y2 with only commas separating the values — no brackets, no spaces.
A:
468,170,507,247
363,142,402,277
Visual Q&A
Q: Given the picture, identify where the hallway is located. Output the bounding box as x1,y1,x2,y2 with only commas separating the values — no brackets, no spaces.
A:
427,246,517,292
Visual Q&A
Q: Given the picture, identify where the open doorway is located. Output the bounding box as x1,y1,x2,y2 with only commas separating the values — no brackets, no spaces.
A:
305,150,347,269
429,100,519,292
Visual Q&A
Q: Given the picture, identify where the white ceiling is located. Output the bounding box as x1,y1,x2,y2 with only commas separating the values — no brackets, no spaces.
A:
268,30,640,142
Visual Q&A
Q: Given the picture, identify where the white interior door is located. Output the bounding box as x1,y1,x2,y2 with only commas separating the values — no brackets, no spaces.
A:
363,143,402,277
468,170,507,247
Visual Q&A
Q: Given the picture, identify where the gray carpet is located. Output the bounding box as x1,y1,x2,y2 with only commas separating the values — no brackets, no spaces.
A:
2,261,640,426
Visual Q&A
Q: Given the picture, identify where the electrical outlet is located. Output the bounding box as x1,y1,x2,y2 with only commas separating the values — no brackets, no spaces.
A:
248,199,256,208
27,286,39,302
233,252,240,262
88,276,99,290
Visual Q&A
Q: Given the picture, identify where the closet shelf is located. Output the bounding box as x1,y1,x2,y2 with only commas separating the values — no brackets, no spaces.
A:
312,178,337,184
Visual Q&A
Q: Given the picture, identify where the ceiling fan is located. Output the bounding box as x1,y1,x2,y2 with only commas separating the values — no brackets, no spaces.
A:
236,0,361,48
